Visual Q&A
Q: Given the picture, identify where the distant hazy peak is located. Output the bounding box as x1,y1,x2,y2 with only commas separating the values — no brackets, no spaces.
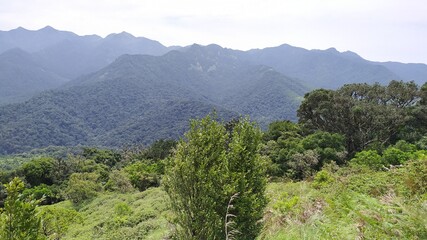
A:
325,47,339,53
40,25,56,31
341,50,364,60
106,31,135,39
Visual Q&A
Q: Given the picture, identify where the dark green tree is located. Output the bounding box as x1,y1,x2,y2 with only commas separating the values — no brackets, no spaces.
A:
82,148,121,168
19,157,55,186
298,81,420,155
164,115,267,240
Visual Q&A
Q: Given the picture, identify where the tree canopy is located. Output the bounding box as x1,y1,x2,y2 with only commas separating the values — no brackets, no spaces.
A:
298,80,422,155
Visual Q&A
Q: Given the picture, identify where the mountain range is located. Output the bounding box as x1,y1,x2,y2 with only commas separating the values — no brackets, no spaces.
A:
0,26,426,154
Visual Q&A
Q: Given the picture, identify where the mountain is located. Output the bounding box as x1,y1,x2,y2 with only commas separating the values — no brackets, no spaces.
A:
246,44,402,89
375,62,427,85
0,26,171,80
0,26,80,53
0,44,307,154
0,26,173,103
2,26,426,99
35,31,170,79
0,48,68,104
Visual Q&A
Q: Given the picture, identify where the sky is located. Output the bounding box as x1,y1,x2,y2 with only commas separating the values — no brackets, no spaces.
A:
0,0,426,64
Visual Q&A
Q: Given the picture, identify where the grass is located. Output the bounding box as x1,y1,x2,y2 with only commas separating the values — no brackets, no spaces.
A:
41,159,427,240
259,161,427,240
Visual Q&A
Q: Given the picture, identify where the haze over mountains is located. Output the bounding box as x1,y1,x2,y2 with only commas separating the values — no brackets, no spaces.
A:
0,26,426,154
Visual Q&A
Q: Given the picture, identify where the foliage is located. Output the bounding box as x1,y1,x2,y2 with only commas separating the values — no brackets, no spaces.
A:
350,150,383,170
22,184,62,205
261,161,427,240
59,188,171,239
64,172,102,204
287,150,319,180
19,157,55,186
298,81,421,155
114,202,133,216
82,148,122,168
123,161,161,191
402,158,427,195
38,205,83,240
300,131,347,165
351,141,424,170
144,139,177,161
263,120,301,142
0,155,33,171
262,125,346,179
104,170,134,193
164,115,267,240
312,170,335,189
0,177,41,240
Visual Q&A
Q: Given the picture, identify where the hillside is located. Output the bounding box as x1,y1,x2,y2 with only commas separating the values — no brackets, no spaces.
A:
246,44,402,89
0,44,306,154
0,48,68,104
34,161,427,239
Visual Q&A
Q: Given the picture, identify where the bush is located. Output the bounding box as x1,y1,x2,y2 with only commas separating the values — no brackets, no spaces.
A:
105,170,134,193
382,147,413,165
287,150,319,179
402,158,427,195
38,205,83,239
312,170,335,189
350,150,383,170
114,202,133,216
64,172,102,203
123,161,161,191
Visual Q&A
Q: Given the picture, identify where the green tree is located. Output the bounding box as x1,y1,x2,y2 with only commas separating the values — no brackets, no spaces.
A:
263,120,301,142
123,161,160,191
19,157,55,186
301,131,347,165
64,172,101,203
298,81,420,155
82,148,121,168
104,170,134,193
0,177,41,240
163,115,267,240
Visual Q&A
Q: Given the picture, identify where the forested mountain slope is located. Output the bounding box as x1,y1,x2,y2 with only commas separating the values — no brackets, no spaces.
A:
0,48,68,104
0,44,306,154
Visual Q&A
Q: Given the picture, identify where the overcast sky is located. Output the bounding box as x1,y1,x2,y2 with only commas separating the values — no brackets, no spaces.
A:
0,0,426,64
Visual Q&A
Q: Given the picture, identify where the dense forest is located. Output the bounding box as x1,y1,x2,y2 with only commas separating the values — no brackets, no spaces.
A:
0,81,426,239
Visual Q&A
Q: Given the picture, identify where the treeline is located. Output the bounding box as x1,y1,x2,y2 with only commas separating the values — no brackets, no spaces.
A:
0,80,426,239
0,139,176,204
